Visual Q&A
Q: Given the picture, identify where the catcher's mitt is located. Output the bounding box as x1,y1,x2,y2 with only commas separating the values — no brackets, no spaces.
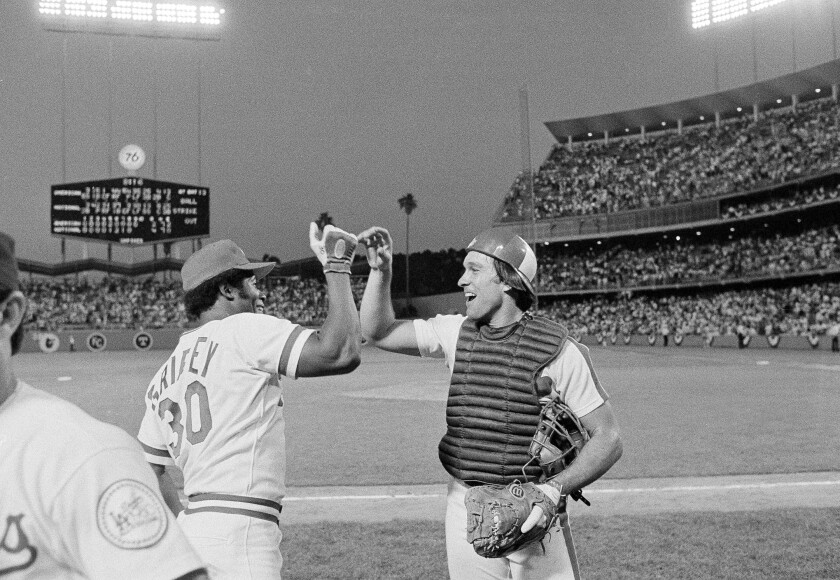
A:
465,481,564,558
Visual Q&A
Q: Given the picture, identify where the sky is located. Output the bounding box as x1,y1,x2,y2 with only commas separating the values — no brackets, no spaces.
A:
1,0,839,265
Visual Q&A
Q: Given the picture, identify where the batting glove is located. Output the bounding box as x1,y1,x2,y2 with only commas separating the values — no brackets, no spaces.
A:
521,482,564,533
309,222,358,274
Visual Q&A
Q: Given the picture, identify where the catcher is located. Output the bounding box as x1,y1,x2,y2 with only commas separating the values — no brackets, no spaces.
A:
359,227,623,580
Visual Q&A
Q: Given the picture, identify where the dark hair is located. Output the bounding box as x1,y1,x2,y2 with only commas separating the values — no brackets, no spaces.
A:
183,269,253,320
492,260,534,312
0,286,24,356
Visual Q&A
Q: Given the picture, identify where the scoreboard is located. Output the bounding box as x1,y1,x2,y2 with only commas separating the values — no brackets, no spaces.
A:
51,177,209,245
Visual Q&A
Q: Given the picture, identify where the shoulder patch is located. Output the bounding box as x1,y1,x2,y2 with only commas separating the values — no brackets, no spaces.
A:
96,480,168,550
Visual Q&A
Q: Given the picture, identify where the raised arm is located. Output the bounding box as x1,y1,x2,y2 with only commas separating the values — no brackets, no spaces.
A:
358,227,421,356
296,223,363,377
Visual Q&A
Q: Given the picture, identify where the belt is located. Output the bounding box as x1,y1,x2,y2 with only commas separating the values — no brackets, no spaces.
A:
183,493,283,525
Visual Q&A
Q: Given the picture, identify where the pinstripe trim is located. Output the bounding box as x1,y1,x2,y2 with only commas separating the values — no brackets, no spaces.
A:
188,493,281,512
185,493,282,525
278,326,314,378
566,337,609,401
140,442,171,458
278,326,305,376
560,514,581,580
182,506,279,525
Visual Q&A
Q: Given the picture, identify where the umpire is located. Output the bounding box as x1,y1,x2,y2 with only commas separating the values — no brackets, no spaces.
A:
358,227,622,580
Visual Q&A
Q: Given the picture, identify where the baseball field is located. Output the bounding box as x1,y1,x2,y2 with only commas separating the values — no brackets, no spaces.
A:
15,344,840,579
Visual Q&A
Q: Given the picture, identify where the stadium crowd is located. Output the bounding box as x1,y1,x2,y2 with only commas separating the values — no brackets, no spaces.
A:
538,283,840,339
721,183,839,219
18,270,840,340
21,275,366,331
502,96,840,220
539,224,840,292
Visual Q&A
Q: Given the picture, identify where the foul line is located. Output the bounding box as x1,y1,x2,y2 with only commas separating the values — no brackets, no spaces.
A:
590,479,840,494
284,479,840,502
284,494,444,502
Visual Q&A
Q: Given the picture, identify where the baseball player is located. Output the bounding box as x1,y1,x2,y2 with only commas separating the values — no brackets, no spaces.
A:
0,232,209,580
138,224,362,579
358,226,623,580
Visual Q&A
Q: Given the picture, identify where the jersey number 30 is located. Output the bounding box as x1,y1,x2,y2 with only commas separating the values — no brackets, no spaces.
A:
158,380,213,458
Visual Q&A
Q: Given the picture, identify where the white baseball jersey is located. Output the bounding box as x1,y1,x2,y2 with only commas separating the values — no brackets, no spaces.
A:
0,381,204,580
138,312,313,522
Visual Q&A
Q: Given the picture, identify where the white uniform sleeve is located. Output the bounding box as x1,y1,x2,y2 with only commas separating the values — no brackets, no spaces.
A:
231,313,314,379
413,314,465,370
49,439,205,580
544,337,609,419
137,400,174,467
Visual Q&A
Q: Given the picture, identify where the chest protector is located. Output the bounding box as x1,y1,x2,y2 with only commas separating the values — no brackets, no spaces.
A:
438,314,568,485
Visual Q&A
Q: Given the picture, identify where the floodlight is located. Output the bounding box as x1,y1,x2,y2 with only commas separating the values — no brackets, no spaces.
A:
38,0,225,40
691,0,791,29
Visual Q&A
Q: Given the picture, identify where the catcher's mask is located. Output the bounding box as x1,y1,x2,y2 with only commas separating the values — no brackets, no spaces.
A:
526,396,589,480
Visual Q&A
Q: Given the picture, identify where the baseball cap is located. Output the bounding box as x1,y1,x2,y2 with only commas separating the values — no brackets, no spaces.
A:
181,239,275,291
0,231,19,292
466,229,537,298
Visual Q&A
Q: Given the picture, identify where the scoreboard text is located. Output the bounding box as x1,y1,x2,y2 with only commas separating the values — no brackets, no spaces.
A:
51,177,209,244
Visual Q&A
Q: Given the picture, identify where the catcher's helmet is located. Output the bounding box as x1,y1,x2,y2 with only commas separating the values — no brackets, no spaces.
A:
466,229,537,298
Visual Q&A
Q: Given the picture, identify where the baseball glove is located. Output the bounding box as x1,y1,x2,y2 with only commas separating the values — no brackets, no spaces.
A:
465,481,564,558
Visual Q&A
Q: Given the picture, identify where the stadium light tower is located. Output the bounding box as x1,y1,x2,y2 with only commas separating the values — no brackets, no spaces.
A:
38,1,225,40
39,0,224,264
691,0,791,29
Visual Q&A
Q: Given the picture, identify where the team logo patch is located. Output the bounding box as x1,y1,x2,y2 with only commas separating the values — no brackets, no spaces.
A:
96,480,168,550
507,482,525,499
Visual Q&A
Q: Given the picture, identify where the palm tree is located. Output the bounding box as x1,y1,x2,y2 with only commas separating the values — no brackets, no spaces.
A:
315,212,333,230
398,193,417,312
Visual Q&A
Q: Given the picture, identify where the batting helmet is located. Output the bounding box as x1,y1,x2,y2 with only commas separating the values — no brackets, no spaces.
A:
466,229,537,298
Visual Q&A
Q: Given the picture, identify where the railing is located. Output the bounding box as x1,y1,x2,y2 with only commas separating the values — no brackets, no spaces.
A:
537,267,840,299
496,170,840,243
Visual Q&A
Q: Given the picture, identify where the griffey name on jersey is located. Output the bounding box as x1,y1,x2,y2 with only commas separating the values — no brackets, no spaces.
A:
147,336,218,411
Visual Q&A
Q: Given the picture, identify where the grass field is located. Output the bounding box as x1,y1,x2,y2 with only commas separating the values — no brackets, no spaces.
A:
13,344,840,578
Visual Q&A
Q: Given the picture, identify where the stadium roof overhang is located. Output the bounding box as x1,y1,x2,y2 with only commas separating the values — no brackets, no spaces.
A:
544,59,840,142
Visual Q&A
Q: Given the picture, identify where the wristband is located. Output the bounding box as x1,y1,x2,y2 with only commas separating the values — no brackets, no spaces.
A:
324,261,352,274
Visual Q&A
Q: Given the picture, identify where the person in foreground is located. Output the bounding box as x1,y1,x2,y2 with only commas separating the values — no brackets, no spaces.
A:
138,224,362,579
358,226,623,580
0,231,208,580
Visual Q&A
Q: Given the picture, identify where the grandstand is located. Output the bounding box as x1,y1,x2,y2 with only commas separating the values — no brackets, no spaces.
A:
493,59,840,343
